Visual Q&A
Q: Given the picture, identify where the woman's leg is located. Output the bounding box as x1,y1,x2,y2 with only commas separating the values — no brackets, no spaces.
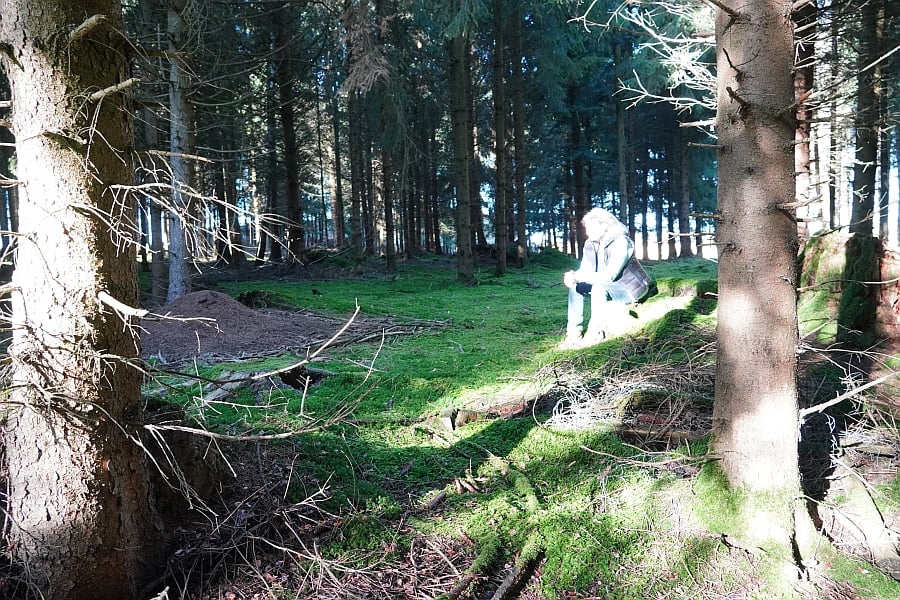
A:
566,286,585,336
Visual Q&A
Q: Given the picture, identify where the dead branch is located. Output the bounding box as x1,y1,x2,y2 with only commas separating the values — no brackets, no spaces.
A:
98,290,148,319
800,370,900,420
68,14,108,44
88,77,141,103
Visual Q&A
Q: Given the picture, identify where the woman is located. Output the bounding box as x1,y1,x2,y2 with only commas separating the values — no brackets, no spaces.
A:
559,207,649,349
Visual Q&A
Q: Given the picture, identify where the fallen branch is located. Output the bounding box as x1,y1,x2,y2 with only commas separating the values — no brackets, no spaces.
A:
799,370,900,420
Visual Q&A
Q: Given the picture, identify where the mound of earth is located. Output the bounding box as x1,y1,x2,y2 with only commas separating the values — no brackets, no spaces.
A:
140,290,359,363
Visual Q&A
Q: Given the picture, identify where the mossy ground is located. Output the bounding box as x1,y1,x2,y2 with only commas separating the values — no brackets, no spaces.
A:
142,251,900,599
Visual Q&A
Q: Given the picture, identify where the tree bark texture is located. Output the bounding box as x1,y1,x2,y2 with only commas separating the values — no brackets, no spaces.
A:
167,0,195,302
0,1,163,597
849,0,880,235
712,0,800,495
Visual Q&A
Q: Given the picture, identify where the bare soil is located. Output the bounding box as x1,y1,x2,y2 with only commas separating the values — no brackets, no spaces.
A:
140,289,402,364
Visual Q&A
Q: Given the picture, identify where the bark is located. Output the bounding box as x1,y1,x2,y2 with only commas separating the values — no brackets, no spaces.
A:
0,1,163,597
568,85,589,255
712,0,800,520
510,2,527,267
449,34,474,281
274,6,305,262
849,0,880,235
349,91,365,272
678,134,695,258
167,0,194,303
382,148,396,270
614,41,631,226
793,0,815,240
330,87,346,248
492,0,508,277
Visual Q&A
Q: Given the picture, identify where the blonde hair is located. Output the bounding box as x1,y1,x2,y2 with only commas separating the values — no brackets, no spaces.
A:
582,207,627,240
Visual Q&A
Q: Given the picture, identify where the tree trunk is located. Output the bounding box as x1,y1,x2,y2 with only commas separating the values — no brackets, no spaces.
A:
449,34,473,281
510,2,528,268
614,41,630,226
678,133,694,258
492,0,508,277
349,91,366,272
167,0,195,303
330,88,346,248
382,148,396,270
274,7,305,263
793,0,816,240
849,0,880,236
0,2,163,597
711,0,801,553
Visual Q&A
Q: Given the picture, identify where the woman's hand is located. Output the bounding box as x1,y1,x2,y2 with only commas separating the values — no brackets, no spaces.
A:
563,270,577,288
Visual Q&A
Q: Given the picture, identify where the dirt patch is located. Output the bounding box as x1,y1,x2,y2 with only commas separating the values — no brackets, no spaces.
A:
140,289,422,365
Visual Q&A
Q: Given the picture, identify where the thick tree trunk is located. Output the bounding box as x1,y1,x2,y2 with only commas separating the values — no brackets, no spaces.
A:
0,1,163,598
711,0,800,549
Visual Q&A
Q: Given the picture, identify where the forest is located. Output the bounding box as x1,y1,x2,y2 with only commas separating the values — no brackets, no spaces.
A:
0,0,900,599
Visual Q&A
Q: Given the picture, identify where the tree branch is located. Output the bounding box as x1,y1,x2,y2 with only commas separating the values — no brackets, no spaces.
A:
799,370,900,420
701,0,742,19
98,290,148,319
89,77,140,103
69,14,108,44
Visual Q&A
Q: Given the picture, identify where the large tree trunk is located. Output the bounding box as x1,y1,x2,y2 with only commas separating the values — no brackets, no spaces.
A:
711,0,801,550
0,1,163,598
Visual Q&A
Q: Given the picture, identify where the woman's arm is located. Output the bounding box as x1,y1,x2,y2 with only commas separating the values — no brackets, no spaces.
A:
575,236,632,284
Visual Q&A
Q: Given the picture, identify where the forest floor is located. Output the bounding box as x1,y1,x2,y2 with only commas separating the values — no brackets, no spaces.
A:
136,263,900,600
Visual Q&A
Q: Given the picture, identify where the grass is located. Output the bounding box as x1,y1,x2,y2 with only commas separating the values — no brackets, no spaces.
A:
144,251,900,599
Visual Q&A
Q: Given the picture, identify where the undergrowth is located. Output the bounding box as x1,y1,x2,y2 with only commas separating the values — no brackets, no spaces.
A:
142,252,900,600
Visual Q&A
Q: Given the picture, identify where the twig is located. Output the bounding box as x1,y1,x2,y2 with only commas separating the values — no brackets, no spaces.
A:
88,77,140,103
799,371,900,420
98,290,148,319
69,14,108,44
251,304,360,381
701,0,742,19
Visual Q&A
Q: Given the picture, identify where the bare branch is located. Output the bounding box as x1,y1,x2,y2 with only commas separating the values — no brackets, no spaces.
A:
98,290,148,319
701,0,742,18
68,14,108,44
88,77,140,103
799,370,900,420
